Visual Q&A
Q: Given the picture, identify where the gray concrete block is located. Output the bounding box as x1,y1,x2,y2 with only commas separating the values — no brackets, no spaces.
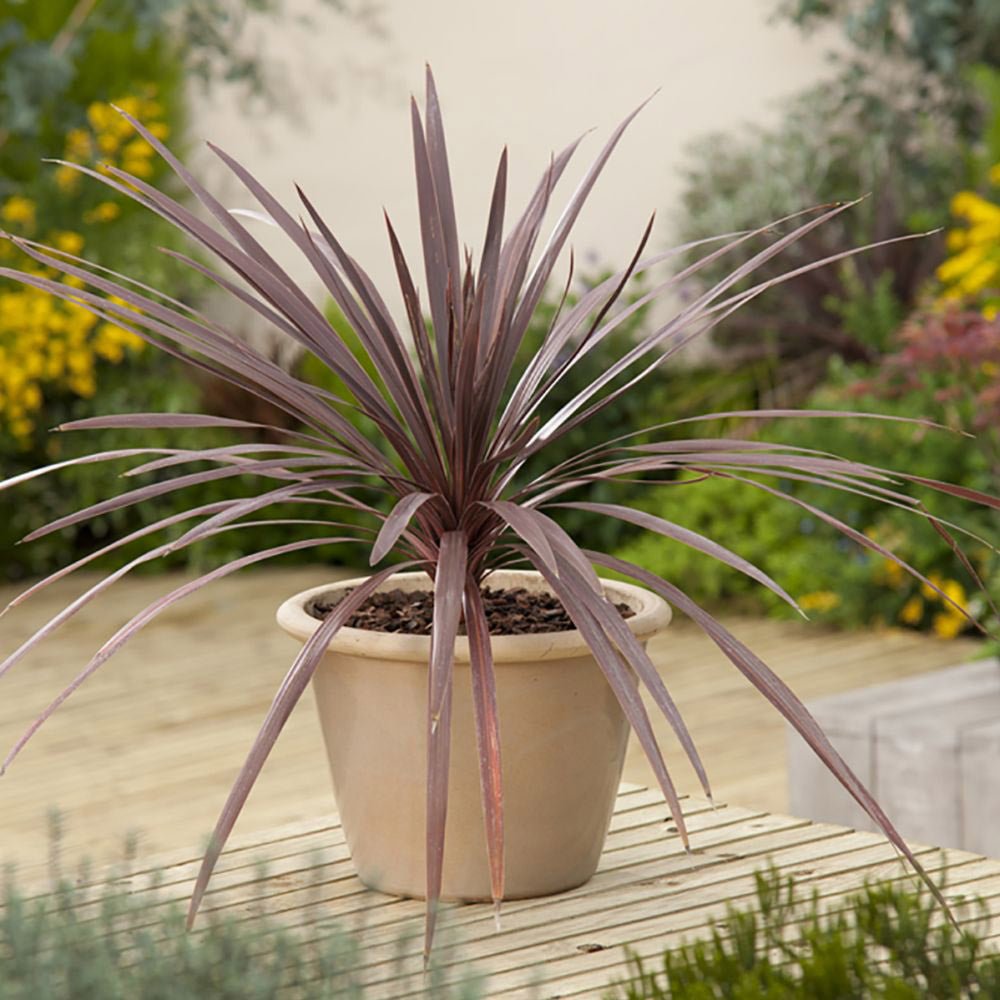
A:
787,658,1000,852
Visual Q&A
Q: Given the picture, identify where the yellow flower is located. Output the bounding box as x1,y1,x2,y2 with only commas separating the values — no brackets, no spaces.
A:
985,304,999,321
83,201,121,224
951,191,980,217
86,101,116,133
54,164,80,193
937,246,982,283
64,128,92,161
51,231,84,255
122,137,155,160
67,373,96,398
946,229,967,251
932,611,966,640
66,348,93,377
941,578,967,611
114,95,142,118
96,132,120,156
21,383,41,410
147,122,170,141
951,191,1000,224
899,596,924,625
799,590,841,613
959,260,999,296
9,416,33,442
122,157,153,179
920,572,945,601
882,558,904,587
93,335,124,363
1,196,36,228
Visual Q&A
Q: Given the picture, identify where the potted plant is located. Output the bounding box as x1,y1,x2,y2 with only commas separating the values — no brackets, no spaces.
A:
1,69,996,958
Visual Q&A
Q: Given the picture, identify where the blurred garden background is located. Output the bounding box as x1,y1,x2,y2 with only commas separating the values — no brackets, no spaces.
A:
2,0,999,644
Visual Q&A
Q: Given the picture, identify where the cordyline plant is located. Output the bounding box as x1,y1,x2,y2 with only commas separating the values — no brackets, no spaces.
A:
1,69,998,959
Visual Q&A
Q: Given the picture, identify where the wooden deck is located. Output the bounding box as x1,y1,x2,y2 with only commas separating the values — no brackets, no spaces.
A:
52,784,1000,998
0,565,981,881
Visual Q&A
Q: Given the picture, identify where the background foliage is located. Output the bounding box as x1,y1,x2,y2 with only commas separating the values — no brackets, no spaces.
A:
674,0,1000,404
775,0,1000,137
675,82,953,397
2,0,998,645
0,0,376,581
628,0,1000,640
615,354,1000,639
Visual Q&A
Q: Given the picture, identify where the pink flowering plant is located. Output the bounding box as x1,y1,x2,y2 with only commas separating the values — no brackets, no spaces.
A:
1,71,998,955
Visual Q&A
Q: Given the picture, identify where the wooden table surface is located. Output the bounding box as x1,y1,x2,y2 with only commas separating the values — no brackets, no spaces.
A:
63,784,1000,1000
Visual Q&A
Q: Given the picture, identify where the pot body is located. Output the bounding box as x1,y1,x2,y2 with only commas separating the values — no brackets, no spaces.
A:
276,569,671,901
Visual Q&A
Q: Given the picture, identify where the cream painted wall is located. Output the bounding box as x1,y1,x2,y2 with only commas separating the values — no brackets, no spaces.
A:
190,0,834,331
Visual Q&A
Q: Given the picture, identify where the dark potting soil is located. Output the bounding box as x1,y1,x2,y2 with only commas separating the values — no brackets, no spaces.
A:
306,585,635,636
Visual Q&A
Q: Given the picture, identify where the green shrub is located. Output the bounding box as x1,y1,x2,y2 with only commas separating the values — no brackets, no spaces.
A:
0,864,484,999
616,363,1000,636
0,2,380,581
776,0,1000,139
674,81,957,394
606,867,1000,999
670,0,1000,395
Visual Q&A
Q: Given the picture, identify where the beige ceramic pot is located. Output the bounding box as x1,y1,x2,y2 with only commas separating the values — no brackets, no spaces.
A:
276,569,671,901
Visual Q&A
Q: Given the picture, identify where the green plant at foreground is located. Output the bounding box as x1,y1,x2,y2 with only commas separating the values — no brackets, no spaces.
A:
2,68,1000,959
606,867,1000,999
0,868,484,999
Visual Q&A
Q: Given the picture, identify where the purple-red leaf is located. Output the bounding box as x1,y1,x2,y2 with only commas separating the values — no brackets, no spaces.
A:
371,492,437,565
550,501,801,614
464,577,505,909
480,500,559,578
425,531,468,960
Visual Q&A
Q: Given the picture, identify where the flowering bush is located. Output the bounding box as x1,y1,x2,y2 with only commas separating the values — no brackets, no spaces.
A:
863,308,1000,438
0,88,181,445
937,164,1000,318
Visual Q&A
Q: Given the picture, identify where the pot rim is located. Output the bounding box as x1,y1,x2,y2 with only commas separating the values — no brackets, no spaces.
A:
275,569,671,663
